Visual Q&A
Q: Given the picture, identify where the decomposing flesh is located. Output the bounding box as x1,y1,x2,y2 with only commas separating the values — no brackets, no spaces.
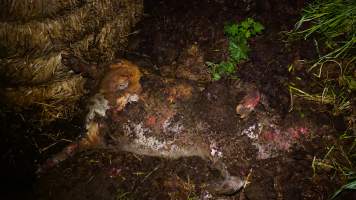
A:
39,59,270,195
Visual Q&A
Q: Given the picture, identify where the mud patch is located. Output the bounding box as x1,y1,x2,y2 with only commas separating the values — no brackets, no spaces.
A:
36,151,222,200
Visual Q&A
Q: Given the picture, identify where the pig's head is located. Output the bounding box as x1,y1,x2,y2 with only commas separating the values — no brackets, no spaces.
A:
99,60,142,112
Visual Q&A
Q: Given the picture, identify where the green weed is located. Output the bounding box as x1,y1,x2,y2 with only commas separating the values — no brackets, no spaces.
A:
311,130,356,199
207,18,264,80
115,188,131,200
332,179,356,199
287,0,355,115
289,0,355,67
288,71,353,115
288,1,356,198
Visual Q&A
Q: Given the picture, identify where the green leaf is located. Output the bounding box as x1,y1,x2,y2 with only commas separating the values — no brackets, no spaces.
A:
253,22,264,34
220,61,236,74
229,42,249,62
226,61,236,73
224,24,239,37
343,76,356,90
205,61,216,67
245,31,251,38
331,179,356,199
212,73,221,80
241,20,250,29
208,18,263,81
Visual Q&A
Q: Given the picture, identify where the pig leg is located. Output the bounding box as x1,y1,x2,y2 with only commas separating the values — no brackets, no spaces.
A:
37,121,106,174
120,138,245,195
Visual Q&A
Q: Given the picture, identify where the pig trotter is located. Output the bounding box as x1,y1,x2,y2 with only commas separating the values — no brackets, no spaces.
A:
36,142,79,175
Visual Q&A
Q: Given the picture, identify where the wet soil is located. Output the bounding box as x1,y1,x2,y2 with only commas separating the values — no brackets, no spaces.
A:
1,0,355,200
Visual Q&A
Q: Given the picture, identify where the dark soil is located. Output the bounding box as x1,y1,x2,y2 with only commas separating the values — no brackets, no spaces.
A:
1,0,355,200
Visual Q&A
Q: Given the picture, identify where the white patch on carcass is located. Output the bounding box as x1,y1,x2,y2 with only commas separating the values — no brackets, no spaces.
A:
202,191,213,199
240,123,279,159
210,142,223,158
122,122,204,159
127,94,139,103
242,123,286,160
241,123,262,140
86,93,110,129
253,143,273,160
117,81,129,90
162,117,184,135
162,119,170,131
123,122,169,151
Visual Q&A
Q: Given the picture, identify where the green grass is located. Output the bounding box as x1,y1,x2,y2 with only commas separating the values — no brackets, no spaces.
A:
332,179,356,199
290,0,355,67
207,18,264,80
288,74,353,115
288,1,356,198
311,130,356,199
287,0,355,116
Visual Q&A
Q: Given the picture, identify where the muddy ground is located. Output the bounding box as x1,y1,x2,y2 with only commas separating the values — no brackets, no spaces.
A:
0,0,355,200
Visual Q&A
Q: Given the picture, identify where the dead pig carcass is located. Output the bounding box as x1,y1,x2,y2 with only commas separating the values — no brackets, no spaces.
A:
40,57,313,196
39,59,256,195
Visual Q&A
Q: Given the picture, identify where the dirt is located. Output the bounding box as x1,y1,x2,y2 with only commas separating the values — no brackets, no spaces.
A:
1,0,355,200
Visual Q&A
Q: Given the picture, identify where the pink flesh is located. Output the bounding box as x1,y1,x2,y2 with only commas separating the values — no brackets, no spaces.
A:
243,91,260,109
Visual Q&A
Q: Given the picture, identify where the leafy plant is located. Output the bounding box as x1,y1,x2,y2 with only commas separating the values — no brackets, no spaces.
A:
207,18,264,80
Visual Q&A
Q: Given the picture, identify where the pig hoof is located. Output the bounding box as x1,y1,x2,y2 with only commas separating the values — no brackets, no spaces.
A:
208,176,245,195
